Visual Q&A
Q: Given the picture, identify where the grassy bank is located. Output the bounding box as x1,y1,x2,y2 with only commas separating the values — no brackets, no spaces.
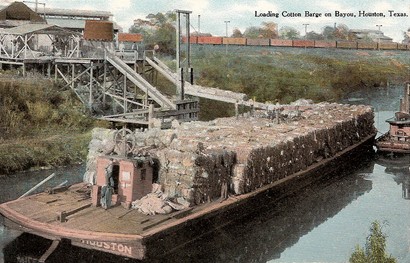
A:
0,72,104,175
161,46,410,120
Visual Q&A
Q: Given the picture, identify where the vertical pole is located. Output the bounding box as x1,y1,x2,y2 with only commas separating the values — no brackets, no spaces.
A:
224,21,230,54
71,64,75,90
148,103,154,129
186,14,191,70
180,67,184,101
54,64,57,81
123,74,127,113
235,102,239,119
186,13,192,87
198,15,201,35
47,62,51,78
103,60,107,105
176,12,181,100
89,61,93,106
11,36,14,58
24,35,28,59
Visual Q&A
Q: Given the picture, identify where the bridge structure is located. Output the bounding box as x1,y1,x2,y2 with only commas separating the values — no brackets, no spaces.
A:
0,20,290,129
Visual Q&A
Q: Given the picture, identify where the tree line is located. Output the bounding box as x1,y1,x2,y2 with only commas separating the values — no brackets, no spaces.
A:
129,11,410,55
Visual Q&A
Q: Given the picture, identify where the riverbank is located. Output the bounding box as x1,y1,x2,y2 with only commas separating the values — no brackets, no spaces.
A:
0,72,104,175
0,132,90,176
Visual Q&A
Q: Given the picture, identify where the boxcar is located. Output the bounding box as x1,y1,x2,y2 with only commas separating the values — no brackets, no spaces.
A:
378,42,398,50
292,40,315,48
182,36,198,44
314,41,336,48
222,37,247,45
246,38,270,46
357,42,378,50
269,39,293,47
197,36,223,45
397,44,408,50
336,41,357,49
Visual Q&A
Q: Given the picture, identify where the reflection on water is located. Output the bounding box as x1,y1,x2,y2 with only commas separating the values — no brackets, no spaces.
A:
376,154,410,200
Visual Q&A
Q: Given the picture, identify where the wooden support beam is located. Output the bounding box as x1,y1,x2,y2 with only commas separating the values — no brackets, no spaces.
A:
57,203,92,222
39,240,60,263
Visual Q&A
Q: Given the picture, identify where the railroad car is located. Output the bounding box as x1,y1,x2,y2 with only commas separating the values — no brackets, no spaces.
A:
197,36,223,45
357,42,377,50
182,36,198,44
269,39,293,47
336,41,357,49
292,40,315,48
222,37,247,45
314,41,336,48
397,44,408,50
378,42,398,50
246,38,270,46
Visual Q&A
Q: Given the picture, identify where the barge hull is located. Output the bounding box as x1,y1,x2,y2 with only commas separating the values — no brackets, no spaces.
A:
0,133,375,260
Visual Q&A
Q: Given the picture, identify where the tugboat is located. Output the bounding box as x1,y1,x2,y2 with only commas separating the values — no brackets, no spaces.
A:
375,83,410,153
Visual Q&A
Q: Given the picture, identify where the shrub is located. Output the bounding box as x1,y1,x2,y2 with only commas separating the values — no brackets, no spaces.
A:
349,221,396,263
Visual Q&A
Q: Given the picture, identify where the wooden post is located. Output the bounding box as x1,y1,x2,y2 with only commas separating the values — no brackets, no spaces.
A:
71,64,75,90
54,64,58,81
89,61,93,106
148,104,154,129
47,62,51,78
235,102,239,119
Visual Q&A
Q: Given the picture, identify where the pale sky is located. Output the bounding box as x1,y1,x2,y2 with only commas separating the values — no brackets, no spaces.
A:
11,0,410,42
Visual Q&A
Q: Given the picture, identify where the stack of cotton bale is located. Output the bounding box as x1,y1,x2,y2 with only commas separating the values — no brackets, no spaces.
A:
155,134,236,206
230,104,375,194
83,128,116,184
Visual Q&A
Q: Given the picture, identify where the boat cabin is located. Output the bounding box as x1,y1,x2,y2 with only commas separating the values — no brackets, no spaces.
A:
386,112,410,142
92,156,153,209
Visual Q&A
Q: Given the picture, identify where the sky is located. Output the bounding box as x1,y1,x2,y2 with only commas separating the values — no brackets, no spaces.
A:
6,0,410,42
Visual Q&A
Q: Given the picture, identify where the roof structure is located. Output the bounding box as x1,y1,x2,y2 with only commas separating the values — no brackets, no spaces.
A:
350,29,393,42
0,2,121,32
0,23,81,36
0,2,45,23
42,7,112,19
47,18,121,31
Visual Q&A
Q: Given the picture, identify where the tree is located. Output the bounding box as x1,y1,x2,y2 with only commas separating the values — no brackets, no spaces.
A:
231,28,243,38
334,24,350,40
129,11,176,55
306,31,324,40
279,26,300,40
402,28,410,44
349,221,397,263
243,26,261,39
322,26,336,40
261,22,278,39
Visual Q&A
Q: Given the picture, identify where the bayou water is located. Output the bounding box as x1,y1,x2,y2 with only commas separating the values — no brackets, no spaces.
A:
0,85,409,263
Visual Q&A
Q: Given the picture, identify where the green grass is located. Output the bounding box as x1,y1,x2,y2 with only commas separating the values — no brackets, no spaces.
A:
0,73,106,175
165,46,410,119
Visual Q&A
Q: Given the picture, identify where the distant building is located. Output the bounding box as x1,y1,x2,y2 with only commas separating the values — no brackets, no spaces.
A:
0,2,121,32
349,29,393,43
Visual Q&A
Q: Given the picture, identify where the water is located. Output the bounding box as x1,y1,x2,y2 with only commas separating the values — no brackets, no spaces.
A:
1,86,409,262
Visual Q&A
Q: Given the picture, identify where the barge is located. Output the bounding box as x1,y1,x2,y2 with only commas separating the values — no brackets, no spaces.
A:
0,103,376,261
375,84,410,153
